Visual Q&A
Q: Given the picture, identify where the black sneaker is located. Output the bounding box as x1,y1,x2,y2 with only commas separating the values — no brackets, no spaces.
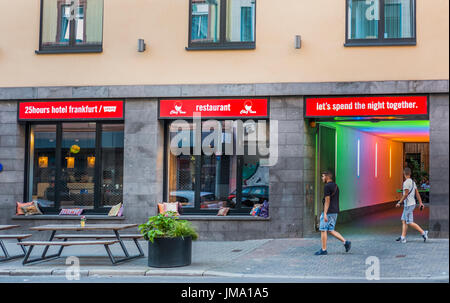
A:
396,237,402,241
344,240,352,252
314,249,328,255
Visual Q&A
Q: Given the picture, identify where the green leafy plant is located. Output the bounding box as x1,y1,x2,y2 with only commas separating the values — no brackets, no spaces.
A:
138,211,198,243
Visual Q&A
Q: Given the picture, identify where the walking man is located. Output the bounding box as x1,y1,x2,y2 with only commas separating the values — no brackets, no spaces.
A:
315,171,351,255
395,167,428,243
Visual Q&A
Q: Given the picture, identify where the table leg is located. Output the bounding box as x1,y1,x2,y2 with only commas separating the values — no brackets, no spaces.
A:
102,230,144,265
41,230,56,258
0,240,10,258
114,230,130,257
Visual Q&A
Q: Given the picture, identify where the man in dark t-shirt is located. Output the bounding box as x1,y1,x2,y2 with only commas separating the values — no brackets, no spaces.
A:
315,171,351,255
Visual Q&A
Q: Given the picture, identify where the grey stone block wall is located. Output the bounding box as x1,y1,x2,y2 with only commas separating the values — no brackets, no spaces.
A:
122,99,164,225
0,101,25,226
429,94,449,238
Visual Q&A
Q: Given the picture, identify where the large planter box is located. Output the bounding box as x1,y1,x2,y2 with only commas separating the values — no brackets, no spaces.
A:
147,236,192,268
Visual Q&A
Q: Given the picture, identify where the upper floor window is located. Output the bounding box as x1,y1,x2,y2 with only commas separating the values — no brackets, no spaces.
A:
346,0,416,46
188,0,256,50
37,0,103,54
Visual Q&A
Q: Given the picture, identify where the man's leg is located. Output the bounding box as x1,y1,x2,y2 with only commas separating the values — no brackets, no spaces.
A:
407,222,424,234
401,220,408,237
329,230,346,243
321,231,327,250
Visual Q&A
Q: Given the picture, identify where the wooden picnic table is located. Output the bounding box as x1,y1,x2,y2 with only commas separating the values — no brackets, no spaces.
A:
0,225,32,262
20,223,144,265
0,225,20,231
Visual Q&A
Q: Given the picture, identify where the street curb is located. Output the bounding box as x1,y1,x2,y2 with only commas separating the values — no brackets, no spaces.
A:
0,268,448,282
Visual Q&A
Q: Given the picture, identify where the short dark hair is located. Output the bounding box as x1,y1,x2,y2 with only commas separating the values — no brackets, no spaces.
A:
403,167,412,176
321,170,334,180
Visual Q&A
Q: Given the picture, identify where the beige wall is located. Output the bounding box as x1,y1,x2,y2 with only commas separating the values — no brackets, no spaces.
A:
0,0,448,88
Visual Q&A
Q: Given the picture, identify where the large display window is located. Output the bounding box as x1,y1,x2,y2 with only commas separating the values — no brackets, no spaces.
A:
166,119,270,215
27,122,124,214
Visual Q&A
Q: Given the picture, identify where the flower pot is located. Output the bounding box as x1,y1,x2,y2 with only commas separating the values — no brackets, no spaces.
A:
147,236,192,268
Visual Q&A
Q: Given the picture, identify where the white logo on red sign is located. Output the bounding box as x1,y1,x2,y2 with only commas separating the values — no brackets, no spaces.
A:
240,100,257,115
103,106,117,113
170,101,186,115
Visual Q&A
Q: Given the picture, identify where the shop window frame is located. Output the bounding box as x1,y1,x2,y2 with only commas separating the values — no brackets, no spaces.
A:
24,121,124,214
36,0,103,54
345,0,416,47
163,118,270,215
186,0,257,51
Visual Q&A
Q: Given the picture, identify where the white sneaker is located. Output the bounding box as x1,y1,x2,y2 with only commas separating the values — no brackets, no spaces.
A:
401,237,407,243
422,230,428,242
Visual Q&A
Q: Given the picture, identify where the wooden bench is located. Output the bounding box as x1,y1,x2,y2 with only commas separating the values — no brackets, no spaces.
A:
54,234,143,240
18,240,120,265
0,230,33,262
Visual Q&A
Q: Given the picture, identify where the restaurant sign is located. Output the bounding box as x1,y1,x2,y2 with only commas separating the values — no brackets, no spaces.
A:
18,100,124,121
159,98,269,118
304,95,428,117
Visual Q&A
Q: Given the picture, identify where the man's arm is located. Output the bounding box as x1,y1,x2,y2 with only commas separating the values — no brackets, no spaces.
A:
396,189,409,207
323,196,330,222
415,188,424,206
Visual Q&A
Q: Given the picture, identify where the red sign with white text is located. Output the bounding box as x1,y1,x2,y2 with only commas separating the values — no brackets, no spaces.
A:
305,96,428,117
18,101,124,121
159,99,268,118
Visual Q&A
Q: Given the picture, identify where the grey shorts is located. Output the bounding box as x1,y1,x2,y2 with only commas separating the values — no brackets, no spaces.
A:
319,213,338,231
401,205,416,224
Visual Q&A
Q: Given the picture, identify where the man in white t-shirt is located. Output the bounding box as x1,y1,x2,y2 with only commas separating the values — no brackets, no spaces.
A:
395,167,428,243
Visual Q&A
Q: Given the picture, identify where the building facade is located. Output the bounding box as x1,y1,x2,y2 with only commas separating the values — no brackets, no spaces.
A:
0,0,448,239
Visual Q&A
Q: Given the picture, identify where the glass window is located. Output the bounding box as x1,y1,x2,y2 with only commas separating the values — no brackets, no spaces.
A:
27,122,124,214
61,123,96,209
384,0,414,39
226,0,255,42
346,0,415,45
101,124,124,207
348,0,379,39
29,125,57,209
40,0,103,52
166,119,269,215
191,0,220,43
189,0,256,49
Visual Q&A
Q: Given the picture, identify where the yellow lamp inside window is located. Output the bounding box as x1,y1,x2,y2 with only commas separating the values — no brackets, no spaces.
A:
66,157,75,168
87,156,95,168
38,156,48,168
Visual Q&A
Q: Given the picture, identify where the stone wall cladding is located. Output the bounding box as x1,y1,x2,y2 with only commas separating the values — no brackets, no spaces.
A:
122,99,164,225
0,101,25,230
429,94,449,238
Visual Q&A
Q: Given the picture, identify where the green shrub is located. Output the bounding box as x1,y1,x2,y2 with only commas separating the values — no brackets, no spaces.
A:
138,211,198,243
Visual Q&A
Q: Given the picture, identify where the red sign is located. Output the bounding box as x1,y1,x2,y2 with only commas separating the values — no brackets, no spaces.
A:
18,101,124,121
305,96,428,117
159,99,268,118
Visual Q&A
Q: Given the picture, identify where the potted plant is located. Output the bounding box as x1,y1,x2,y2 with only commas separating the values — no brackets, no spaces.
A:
138,211,198,268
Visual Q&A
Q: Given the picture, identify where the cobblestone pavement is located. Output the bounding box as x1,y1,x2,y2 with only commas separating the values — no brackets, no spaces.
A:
0,207,448,281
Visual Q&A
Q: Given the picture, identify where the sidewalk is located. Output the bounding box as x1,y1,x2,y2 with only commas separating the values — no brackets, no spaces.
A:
0,235,448,281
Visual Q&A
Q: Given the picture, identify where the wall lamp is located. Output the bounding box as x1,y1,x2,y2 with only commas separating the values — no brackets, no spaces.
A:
138,39,146,52
295,35,301,49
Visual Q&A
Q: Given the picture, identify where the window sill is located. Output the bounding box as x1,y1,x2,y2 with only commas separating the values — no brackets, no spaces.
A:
35,48,103,54
12,215,125,220
185,45,256,51
179,215,270,221
344,41,416,47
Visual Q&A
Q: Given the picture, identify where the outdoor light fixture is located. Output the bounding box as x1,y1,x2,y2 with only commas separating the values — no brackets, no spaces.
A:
138,39,146,52
295,35,301,49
